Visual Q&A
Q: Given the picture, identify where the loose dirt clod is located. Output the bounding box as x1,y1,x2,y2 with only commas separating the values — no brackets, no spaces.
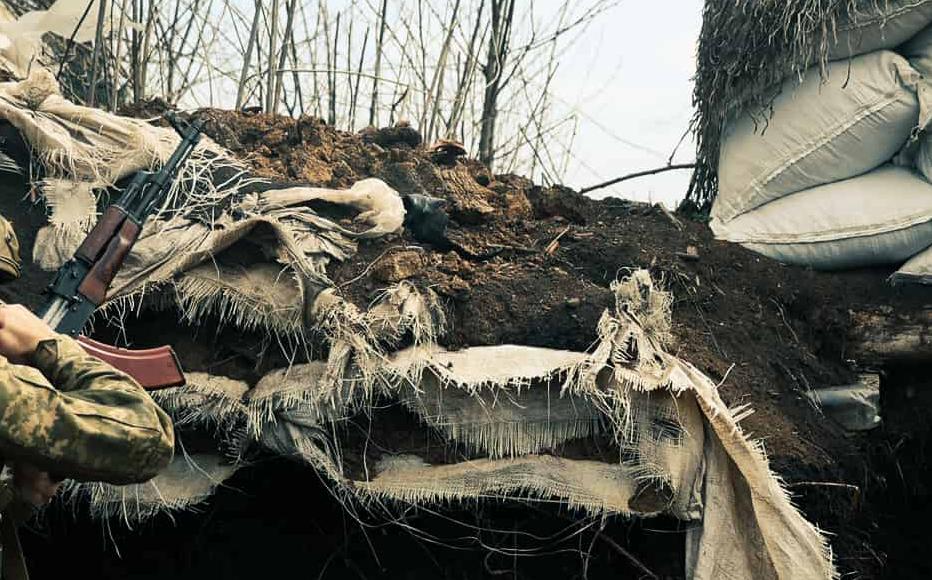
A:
371,249,427,282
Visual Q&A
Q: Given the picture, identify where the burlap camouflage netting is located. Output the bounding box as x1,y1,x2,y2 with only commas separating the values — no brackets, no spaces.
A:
0,70,837,579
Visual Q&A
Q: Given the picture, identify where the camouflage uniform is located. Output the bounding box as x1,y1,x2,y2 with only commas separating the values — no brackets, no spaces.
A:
0,216,175,579
0,333,175,579
0,334,174,484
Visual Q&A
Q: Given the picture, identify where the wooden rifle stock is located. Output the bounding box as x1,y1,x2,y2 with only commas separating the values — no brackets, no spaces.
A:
75,336,185,391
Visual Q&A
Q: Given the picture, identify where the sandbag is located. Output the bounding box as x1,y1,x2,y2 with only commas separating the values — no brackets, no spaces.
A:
804,375,881,432
896,24,932,182
715,50,921,223
891,241,932,282
711,165,932,270
899,21,932,77
829,1,932,61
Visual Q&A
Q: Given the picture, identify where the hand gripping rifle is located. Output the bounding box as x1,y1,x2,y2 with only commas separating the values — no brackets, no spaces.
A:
36,113,205,390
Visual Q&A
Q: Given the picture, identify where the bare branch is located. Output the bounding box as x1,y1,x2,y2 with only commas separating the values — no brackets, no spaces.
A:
86,0,109,106
579,164,697,195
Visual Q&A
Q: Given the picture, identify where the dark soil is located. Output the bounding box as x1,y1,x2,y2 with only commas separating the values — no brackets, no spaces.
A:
1,108,930,578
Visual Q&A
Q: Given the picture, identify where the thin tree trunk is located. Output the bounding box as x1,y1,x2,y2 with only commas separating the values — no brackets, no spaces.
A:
272,0,298,115
235,0,262,110
265,0,280,113
478,0,515,168
349,27,369,131
139,0,156,99
322,2,333,122
368,0,387,127
446,0,484,138
164,0,191,97
425,0,460,143
110,0,130,110
288,16,304,116
327,11,340,126
87,0,109,106
345,17,352,129
310,5,322,117
131,0,139,103
415,0,428,130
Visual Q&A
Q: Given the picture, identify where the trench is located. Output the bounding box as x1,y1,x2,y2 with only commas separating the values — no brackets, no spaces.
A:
866,365,932,579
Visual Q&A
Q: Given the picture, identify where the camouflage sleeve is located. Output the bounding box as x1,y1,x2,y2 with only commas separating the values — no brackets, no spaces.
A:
0,335,174,485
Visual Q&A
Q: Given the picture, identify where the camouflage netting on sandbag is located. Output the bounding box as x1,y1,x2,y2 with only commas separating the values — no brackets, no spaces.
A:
689,0,932,207
0,70,836,578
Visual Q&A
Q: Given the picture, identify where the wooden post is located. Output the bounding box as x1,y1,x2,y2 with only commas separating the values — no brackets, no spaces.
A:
846,307,932,367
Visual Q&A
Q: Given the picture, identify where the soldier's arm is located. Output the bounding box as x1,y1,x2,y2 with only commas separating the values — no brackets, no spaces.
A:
0,330,174,485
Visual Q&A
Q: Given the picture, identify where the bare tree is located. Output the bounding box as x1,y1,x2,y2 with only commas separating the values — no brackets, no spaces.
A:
478,0,516,168
236,1,262,110
34,0,618,183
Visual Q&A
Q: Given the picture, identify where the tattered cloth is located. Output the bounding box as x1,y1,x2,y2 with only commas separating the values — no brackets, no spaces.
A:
0,70,835,579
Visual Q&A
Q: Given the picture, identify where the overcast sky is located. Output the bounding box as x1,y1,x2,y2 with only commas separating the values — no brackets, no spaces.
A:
177,0,704,207
551,1,702,207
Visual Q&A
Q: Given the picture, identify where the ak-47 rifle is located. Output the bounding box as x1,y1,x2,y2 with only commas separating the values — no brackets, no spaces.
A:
37,113,205,390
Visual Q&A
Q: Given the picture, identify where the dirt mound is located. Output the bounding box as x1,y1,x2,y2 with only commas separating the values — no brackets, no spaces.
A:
7,106,930,578
176,109,932,577
190,109,908,465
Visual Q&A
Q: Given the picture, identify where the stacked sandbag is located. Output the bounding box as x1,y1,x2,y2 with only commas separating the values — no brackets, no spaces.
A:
828,0,932,61
898,19,932,186
691,0,932,213
714,50,923,223
882,9,932,280
900,20,932,78
890,243,932,282
711,48,932,269
714,165,932,269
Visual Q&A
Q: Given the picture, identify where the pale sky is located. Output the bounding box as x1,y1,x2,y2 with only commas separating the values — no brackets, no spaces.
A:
178,0,704,208
548,1,703,207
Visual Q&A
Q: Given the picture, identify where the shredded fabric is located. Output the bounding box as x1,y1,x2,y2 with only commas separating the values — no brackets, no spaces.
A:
0,69,836,579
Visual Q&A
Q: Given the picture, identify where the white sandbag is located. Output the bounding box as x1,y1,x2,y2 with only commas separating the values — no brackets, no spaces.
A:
829,1,932,60
711,165,932,270
891,241,932,282
896,24,932,182
715,51,921,223
899,21,932,77
804,374,881,432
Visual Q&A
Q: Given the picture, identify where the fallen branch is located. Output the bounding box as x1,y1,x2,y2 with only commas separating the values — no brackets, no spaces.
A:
485,243,537,254
658,204,683,231
846,307,932,366
786,481,861,507
579,163,697,195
